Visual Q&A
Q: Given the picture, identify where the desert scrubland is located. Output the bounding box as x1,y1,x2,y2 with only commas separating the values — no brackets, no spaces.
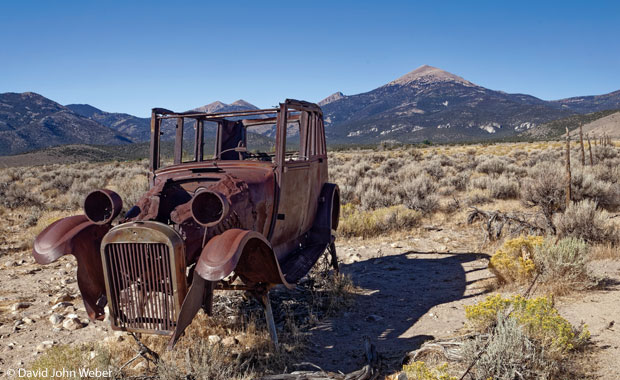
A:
0,140,619,379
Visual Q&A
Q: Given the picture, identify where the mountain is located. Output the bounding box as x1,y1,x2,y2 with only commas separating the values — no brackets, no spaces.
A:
322,65,576,143
191,99,259,113
569,111,620,138
67,104,151,141
552,90,620,114
521,109,620,139
0,92,133,156
319,92,345,106
68,99,260,142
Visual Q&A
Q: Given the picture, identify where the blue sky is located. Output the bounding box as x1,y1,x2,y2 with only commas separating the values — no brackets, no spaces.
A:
1,0,619,117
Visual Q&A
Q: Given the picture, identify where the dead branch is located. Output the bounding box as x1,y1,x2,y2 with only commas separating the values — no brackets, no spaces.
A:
467,207,547,241
258,337,380,380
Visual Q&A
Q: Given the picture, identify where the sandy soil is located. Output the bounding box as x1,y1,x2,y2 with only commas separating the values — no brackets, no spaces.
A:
1,217,620,377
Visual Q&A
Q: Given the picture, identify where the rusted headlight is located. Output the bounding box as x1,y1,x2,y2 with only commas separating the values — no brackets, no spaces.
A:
84,189,123,225
190,189,229,227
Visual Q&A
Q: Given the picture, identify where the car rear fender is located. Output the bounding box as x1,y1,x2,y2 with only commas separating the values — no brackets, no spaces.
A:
32,215,110,320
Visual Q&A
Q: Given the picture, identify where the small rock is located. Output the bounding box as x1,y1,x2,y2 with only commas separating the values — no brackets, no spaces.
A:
51,302,73,310
366,314,383,322
36,341,55,351
11,302,31,311
208,335,222,344
49,314,65,325
23,317,35,324
16,259,25,265
62,317,84,330
50,293,74,305
390,242,401,248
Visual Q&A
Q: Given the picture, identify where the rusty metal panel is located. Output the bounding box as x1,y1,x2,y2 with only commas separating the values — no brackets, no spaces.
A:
101,221,187,335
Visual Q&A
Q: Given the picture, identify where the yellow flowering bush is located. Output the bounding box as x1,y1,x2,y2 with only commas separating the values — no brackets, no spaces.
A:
488,236,543,283
465,294,589,352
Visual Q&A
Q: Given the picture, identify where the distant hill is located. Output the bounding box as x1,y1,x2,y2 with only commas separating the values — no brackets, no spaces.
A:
522,109,620,139
66,104,151,141
570,111,620,139
68,99,261,142
321,65,576,144
551,90,620,114
0,92,133,156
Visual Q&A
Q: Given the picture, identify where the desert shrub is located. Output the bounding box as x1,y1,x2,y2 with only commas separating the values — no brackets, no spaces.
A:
398,174,439,214
462,314,552,380
465,294,589,353
593,145,618,161
421,159,445,180
592,159,620,184
571,168,620,210
476,156,506,175
446,171,470,191
487,174,520,199
504,163,527,176
402,362,456,380
488,236,543,284
553,200,618,245
465,189,490,205
469,176,489,190
357,177,396,210
338,204,421,238
521,162,566,227
534,237,593,292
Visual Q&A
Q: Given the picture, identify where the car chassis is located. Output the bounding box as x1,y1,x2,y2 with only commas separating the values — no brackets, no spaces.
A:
32,99,340,348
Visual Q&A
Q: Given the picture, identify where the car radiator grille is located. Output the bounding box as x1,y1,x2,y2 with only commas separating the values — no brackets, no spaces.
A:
103,242,179,334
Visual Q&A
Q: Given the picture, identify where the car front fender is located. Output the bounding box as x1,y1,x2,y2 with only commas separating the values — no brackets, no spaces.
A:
33,215,110,320
195,228,291,288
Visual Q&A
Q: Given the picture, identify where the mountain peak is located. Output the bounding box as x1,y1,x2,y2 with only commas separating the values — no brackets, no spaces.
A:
230,99,257,109
388,65,476,87
318,91,345,106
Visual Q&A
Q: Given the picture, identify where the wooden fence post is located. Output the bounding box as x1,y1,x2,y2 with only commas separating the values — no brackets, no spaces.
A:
579,124,585,166
565,127,572,208
586,133,594,166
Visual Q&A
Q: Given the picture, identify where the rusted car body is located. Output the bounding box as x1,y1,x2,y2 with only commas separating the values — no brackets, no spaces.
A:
33,99,340,347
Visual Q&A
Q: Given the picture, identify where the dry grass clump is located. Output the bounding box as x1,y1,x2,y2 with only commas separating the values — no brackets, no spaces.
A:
401,362,457,380
339,204,421,238
554,200,618,245
28,343,113,380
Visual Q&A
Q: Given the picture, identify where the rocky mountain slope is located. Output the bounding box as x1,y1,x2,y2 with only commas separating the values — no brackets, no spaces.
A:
320,65,576,143
66,104,151,142
521,108,620,139
68,99,260,142
0,93,133,156
552,90,620,114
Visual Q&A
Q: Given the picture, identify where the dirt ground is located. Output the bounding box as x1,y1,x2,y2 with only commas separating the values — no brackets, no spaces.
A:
1,210,620,377
0,217,620,380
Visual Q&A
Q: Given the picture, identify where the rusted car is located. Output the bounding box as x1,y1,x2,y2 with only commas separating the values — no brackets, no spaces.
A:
33,99,340,347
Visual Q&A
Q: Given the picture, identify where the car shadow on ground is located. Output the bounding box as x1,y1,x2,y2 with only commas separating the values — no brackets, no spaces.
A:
301,251,492,373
